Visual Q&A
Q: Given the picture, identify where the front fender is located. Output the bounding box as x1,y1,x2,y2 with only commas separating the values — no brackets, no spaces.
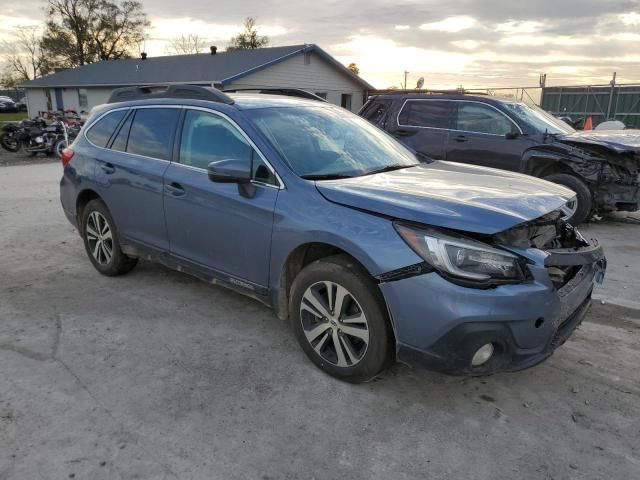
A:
522,144,602,181
268,181,422,304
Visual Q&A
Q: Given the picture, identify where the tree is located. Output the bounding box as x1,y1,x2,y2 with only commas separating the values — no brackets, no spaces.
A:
42,0,148,68
347,63,360,75
1,27,49,82
167,34,209,55
227,17,269,51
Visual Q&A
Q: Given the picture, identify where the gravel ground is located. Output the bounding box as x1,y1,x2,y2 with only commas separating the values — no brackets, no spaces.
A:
0,161,638,480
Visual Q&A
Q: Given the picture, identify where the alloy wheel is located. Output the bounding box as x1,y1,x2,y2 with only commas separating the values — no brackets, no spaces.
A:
560,198,578,221
299,281,370,367
85,211,113,265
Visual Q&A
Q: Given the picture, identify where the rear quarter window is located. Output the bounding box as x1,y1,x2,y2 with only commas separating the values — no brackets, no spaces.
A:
85,110,127,147
398,100,452,129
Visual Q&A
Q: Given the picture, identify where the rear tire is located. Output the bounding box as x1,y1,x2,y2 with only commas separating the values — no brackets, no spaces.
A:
544,173,592,224
0,134,20,152
81,199,138,276
289,255,392,383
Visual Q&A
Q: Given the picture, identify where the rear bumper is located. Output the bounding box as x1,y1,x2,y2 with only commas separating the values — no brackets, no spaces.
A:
379,244,605,375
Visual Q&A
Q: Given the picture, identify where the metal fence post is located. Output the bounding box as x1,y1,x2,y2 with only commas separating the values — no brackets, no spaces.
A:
606,72,617,120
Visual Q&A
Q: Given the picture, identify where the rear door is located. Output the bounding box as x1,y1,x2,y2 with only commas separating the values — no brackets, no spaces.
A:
92,106,180,250
163,108,279,288
388,99,454,160
446,101,530,171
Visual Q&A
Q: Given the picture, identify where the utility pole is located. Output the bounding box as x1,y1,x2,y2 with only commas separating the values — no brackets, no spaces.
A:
403,71,409,89
606,71,617,120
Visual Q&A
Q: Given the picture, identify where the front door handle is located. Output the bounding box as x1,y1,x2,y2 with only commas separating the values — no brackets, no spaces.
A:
453,135,468,143
165,182,186,197
100,162,115,174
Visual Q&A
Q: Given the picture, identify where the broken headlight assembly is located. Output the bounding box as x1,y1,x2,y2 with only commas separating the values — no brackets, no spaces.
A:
394,222,529,287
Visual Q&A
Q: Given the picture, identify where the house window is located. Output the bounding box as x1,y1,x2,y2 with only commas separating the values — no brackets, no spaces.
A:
315,92,327,100
341,94,352,111
78,88,88,109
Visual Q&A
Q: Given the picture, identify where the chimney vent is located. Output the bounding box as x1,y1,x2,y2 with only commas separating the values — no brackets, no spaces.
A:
210,46,217,55
141,52,147,60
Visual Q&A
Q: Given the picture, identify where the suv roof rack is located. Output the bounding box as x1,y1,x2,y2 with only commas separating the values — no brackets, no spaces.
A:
107,85,235,105
370,88,488,96
223,88,327,102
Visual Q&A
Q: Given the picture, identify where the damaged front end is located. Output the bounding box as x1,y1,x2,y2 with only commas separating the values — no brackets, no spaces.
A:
493,210,606,291
550,138,640,213
382,209,606,376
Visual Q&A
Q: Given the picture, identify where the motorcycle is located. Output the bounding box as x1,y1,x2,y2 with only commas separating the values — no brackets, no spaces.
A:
0,117,75,157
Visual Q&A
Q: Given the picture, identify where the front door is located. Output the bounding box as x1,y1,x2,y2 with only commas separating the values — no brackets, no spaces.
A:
387,99,454,160
446,101,531,171
163,108,279,288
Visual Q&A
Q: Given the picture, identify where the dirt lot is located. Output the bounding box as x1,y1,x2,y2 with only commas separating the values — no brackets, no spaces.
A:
1,161,638,480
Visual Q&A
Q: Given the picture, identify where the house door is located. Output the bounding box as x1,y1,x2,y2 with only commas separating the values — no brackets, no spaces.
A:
54,88,64,110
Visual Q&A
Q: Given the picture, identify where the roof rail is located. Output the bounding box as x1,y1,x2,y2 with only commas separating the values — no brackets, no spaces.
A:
370,88,488,96
107,85,235,105
223,88,327,102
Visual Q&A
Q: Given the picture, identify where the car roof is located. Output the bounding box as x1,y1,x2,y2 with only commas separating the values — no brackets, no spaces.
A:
371,93,512,104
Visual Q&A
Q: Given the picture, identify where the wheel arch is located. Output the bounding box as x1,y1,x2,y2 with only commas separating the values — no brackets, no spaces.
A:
522,148,576,178
274,242,376,321
75,189,103,231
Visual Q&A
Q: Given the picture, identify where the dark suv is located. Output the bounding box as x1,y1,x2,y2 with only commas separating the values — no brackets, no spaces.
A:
360,92,640,224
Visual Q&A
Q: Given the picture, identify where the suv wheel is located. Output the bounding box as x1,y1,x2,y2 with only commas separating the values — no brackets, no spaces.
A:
544,173,592,224
289,255,391,383
81,199,138,276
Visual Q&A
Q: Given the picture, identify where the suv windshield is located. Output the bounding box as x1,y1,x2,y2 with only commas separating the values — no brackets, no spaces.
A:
503,102,575,135
246,106,419,179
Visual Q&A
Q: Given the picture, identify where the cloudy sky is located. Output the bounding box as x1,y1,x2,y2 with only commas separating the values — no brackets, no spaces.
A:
1,0,640,89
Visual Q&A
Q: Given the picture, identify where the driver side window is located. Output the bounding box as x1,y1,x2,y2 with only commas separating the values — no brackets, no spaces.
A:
179,110,277,185
456,103,517,135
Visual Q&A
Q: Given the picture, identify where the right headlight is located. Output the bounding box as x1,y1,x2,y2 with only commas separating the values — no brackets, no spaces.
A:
394,222,527,286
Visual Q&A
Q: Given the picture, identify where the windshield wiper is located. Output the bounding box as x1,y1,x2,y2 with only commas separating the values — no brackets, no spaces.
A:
361,164,415,176
300,173,355,180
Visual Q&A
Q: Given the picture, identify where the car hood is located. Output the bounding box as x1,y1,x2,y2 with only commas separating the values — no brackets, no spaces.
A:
557,129,640,154
315,162,574,234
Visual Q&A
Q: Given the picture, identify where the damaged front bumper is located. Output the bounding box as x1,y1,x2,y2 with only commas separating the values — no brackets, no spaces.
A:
379,239,606,375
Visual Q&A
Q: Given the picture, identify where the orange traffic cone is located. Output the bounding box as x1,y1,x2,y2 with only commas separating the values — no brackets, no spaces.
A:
583,116,593,130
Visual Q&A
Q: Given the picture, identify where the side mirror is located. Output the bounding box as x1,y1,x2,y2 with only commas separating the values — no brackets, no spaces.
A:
207,159,251,184
505,131,520,140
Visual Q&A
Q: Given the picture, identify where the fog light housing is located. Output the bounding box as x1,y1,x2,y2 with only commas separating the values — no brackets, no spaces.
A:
471,343,494,367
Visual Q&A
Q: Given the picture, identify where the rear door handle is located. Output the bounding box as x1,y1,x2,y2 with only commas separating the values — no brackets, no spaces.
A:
100,162,115,174
391,129,415,137
165,182,186,197
453,135,468,142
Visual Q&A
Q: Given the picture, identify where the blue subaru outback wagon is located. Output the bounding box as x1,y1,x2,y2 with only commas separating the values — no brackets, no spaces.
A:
60,85,606,383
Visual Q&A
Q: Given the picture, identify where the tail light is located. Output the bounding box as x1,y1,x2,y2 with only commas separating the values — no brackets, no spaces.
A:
61,148,74,167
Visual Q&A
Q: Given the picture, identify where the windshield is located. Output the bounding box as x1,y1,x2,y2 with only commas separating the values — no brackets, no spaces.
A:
503,102,575,135
246,106,419,179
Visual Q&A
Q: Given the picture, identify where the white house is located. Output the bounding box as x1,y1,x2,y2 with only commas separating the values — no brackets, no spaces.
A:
19,44,373,116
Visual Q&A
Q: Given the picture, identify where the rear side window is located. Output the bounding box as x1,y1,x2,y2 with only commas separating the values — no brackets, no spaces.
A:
126,108,180,160
86,110,126,147
398,100,451,129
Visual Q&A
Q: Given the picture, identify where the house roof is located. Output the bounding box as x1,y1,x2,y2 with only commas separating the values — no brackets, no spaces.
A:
19,44,373,90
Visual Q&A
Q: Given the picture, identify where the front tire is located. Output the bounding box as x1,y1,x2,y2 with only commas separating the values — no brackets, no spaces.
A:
544,173,592,224
81,199,137,276
289,255,392,383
